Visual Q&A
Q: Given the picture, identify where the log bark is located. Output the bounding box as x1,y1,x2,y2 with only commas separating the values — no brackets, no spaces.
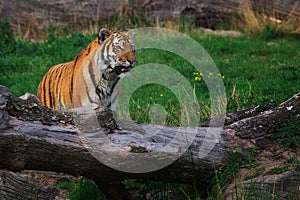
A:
0,0,300,36
0,170,58,200
225,168,300,199
0,85,299,199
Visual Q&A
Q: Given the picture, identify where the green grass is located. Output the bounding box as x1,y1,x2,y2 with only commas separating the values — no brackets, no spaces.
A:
0,20,96,96
197,34,300,109
268,165,290,175
2,21,299,113
1,19,300,199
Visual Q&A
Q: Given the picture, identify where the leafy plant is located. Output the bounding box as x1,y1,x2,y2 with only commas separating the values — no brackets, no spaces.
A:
57,178,106,200
56,178,80,194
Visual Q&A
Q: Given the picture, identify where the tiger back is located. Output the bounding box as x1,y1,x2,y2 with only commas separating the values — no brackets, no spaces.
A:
37,28,136,110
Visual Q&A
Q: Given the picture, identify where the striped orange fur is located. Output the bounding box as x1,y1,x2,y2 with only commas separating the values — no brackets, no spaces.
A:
37,28,136,110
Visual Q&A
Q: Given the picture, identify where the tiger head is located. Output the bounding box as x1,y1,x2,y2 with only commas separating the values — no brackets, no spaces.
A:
97,28,136,76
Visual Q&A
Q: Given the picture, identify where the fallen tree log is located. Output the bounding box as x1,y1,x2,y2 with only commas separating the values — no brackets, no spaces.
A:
0,85,299,199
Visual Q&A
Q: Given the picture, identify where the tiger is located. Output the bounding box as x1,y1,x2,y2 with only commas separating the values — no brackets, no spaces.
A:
37,28,136,111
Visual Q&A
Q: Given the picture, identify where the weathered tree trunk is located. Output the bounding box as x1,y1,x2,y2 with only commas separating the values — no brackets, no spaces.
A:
0,85,299,199
0,170,58,200
0,0,299,36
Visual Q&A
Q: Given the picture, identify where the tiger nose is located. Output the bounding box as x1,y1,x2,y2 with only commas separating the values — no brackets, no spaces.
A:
128,59,136,67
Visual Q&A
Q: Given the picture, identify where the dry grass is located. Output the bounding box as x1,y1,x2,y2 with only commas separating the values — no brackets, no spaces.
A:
238,0,300,35
11,1,300,41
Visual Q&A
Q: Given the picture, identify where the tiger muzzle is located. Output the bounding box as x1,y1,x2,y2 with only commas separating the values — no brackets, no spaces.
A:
115,59,136,75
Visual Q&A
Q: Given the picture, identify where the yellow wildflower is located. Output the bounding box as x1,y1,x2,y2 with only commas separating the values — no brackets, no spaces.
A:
195,76,201,81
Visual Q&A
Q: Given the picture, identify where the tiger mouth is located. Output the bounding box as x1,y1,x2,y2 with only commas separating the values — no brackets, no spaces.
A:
115,66,131,75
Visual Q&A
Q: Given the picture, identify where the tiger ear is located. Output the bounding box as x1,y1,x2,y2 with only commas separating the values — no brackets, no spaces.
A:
98,28,111,43
127,29,135,37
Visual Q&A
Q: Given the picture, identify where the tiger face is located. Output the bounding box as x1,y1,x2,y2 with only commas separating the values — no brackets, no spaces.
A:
97,28,136,76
